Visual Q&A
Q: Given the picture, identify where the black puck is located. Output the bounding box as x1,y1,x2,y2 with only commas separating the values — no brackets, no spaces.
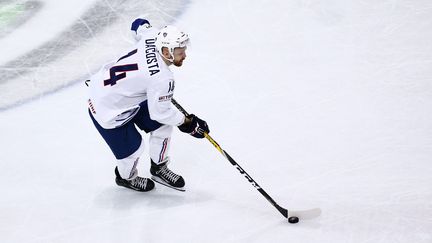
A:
288,216,299,224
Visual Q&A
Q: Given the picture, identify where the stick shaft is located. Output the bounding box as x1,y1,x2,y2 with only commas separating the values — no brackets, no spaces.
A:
171,99,288,218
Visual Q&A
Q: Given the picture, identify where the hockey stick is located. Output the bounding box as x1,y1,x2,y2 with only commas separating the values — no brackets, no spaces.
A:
172,98,321,222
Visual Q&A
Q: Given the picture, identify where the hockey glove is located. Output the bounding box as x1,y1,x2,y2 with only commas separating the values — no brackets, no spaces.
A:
178,114,210,139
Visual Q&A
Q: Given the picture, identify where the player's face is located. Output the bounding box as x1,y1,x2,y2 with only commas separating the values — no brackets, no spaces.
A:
172,47,187,67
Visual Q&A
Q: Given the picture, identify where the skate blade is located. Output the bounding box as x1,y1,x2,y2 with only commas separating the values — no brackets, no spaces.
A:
152,176,186,192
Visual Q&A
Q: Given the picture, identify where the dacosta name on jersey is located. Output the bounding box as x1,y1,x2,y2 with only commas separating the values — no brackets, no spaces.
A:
144,38,160,76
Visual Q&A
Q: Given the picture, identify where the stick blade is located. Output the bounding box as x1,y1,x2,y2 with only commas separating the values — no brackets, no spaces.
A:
288,208,322,220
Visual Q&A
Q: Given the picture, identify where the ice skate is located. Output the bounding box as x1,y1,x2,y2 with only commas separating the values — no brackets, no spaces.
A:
150,159,185,191
115,167,155,192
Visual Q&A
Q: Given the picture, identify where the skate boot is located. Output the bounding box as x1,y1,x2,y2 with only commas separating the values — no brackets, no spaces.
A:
115,167,155,192
150,159,185,191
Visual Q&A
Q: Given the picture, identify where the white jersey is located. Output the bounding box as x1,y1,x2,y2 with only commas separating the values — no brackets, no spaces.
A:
88,26,184,129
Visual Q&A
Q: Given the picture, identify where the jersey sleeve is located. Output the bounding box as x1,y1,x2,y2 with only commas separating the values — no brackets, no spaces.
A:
147,79,185,126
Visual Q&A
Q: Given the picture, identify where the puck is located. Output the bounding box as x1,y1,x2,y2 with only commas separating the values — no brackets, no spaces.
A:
288,216,299,224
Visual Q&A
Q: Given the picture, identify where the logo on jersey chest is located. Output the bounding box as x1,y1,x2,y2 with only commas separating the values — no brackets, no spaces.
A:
159,93,173,102
145,38,160,76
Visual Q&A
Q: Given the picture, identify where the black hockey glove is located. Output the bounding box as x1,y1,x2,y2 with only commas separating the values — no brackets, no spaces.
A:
178,114,210,139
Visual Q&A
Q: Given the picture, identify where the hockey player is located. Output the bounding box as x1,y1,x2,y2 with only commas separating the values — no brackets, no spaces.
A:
87,19,210,192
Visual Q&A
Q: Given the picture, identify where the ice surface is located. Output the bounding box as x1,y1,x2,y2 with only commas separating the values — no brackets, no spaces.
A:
0,0,190,110
1,0,432,242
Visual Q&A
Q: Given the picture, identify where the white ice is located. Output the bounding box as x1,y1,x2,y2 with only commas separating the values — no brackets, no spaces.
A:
1,0,432,242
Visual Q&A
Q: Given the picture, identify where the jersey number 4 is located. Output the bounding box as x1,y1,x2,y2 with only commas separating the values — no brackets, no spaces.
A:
104,49,138,86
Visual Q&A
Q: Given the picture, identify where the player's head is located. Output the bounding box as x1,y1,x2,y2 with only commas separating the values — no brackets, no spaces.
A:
155,25,190,67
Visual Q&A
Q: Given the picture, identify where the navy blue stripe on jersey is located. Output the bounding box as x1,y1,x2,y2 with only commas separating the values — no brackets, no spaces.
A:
117,49,137,62
115,107,140,124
